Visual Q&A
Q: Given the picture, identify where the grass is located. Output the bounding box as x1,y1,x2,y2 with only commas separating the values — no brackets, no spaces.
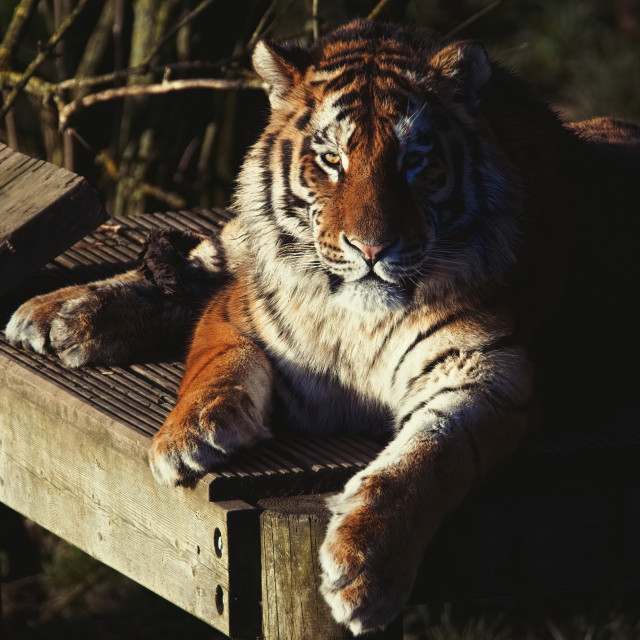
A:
3,521,640,639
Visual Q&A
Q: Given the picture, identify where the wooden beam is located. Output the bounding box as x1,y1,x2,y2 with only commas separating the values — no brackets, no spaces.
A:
259,495,403,640
0,143,106,298
0,352,261,638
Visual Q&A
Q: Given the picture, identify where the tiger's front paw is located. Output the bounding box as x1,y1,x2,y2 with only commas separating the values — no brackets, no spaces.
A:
149,388,272,486
5,285,94,358
6,273,182,367
319,472,420,635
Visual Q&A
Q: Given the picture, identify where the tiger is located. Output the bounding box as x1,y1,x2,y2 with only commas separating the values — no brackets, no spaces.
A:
6,19,640,635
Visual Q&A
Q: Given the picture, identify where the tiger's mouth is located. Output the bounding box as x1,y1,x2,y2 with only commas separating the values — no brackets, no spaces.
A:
328,269,413,312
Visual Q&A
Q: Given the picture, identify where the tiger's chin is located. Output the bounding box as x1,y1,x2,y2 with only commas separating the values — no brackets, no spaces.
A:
333,276,409,313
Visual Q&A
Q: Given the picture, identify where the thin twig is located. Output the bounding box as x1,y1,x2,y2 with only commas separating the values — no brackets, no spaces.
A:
141,0,218,68
0,70,54,99
312,0,319,40
2,89,19,146
247,0,279,49
368,0,392,20
0,0,40,70
0,0,91,119
444,0,502,39
75,0,116,94
0,0,40,146
113,0,125,72
58,77,266,130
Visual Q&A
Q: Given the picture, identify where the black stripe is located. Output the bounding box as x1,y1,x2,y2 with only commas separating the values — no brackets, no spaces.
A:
278,232,296,247
405,347,461,391
391,309,472,386
243,295,259,340
319,50,411,71
404,332,517,393
328,273,343,294
280,139,310,221
218,288,232,324
295,107,312,131
300,134,313,156
371,68,415,94
480,334,517,354
324,68,361,92
260,132,277,221
259,288,298,347
399,383,478,429
333,89,362,108
371,318,402,361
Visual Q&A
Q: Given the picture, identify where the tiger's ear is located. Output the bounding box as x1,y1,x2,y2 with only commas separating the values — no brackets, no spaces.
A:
252,41,312,109
430,40,492,100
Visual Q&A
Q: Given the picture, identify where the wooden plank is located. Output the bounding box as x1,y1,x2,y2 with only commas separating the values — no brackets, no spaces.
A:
258,495,403,640
0,143,106,298
0,352,261,639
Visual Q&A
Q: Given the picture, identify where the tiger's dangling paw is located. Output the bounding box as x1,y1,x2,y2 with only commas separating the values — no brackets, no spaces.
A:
5,229,225,367
5,282,101,362
319,470,422,635
5,273,191,367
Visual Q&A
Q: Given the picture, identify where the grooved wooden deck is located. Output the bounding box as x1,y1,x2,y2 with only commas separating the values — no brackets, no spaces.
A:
0,208,383,504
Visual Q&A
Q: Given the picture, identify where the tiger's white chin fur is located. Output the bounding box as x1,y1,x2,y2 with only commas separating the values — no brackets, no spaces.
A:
333,278,409,313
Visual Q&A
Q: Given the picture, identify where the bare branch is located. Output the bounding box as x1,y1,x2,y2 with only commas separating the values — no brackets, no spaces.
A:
0,0,91,119
141,0,218,68
368,0,392,20
247,0,279,49
58,77,266,130
0,70,55,99
312,0,319,40
0,0,40,71
444,0,502,39
2,89,19,147
75,0,116,92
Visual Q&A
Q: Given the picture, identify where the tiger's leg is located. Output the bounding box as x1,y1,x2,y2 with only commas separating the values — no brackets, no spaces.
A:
5,230,223,367
5,271,161,366
148,287,273,486
319,358,535,635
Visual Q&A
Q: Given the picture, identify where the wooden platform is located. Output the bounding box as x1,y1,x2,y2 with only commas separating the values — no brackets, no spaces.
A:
1,209,640,639
0,142,106,298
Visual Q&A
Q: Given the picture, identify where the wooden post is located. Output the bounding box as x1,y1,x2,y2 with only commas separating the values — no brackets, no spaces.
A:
259,495,403,640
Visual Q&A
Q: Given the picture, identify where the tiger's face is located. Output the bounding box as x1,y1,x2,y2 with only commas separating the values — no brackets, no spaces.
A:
240,20,518,312
303,95,434,310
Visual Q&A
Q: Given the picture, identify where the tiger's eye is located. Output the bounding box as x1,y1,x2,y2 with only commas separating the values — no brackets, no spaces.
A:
403,151,426,171
321,152,341,167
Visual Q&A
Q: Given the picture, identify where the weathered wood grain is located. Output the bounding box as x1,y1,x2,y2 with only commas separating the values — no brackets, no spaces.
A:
0,352,261,638
258,495,403,640
0,143,106,297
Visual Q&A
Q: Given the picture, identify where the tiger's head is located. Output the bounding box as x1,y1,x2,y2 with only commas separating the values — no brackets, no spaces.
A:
235,20,520,312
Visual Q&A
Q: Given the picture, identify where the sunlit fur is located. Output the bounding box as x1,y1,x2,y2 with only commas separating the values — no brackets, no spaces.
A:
6,19,640,636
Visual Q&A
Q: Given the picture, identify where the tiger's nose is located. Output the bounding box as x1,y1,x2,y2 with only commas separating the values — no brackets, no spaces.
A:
348,238,394,265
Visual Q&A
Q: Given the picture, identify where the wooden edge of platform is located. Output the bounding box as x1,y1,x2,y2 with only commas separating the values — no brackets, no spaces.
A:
0,349,261,638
